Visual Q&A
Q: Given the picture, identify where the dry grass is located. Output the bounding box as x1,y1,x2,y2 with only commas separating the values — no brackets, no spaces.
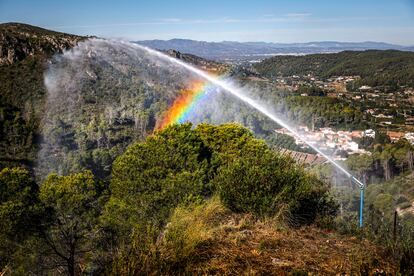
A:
188,214,397,275
115,197,398,275
159,195,230,265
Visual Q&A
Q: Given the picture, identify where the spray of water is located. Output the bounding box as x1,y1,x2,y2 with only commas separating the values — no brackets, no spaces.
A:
127,41,365,188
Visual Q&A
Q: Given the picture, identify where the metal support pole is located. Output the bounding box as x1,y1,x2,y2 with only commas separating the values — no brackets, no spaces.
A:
359,187,364,228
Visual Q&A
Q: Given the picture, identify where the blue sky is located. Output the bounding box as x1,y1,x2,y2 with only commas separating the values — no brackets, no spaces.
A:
1,0,414,45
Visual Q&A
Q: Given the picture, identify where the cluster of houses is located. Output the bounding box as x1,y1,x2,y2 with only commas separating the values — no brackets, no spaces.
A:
270,74,414,139
275,126,374,159
276,124,414,160
272,75,356,94
387,131,414,144
255,73,414,151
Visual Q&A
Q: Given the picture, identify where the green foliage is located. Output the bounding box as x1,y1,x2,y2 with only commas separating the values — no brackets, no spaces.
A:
283,96,369,130
0,58,43,169
105,123,336,249
267,132,315,153
213,146,336,223
343,140,414,185
345,153,374,183
196,123,255,154
365,173,414,215
0,167,39,267
332,169,414,274
107,123,213,235
297,84,326,96
0,22,83,169
373,193,393,212
255,50,414,88
39,170,107,275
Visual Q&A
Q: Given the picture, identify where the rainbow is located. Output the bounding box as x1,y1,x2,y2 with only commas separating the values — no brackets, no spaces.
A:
157,80,213,129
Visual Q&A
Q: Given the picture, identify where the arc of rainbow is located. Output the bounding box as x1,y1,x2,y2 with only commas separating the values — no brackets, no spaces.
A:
157,80,214,129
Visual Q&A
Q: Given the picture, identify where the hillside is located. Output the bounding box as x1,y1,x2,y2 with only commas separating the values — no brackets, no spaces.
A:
0,22,84,65
0,23,233,173
254,50,414,88
0,23,276,180
0,22,85,105
0,23,85,169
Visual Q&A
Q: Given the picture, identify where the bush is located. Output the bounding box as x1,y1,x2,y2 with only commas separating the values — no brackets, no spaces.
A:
213,145,337,224
107,123,214,233
373,193,393,213
105,122,338,264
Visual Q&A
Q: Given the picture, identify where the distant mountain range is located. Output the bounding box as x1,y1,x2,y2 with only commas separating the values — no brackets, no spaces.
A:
135,39,414,62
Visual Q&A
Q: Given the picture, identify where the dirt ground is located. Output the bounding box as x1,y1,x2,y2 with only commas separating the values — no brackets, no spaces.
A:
188,215,397,275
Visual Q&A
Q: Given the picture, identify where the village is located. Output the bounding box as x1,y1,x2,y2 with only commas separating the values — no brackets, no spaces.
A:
275,126,373,160
259,73,414,148
272,75,414,124
276,124,414,159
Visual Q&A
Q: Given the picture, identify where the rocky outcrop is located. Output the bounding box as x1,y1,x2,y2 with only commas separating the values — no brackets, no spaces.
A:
0,22,85,65
165,48,231,74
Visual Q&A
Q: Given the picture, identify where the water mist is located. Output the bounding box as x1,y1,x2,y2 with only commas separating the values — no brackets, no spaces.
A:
127,41,364,188
129,40,366,227
41,38,365,226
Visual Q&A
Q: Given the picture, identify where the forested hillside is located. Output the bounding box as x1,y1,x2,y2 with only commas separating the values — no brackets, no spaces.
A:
0,23,85,169
0,24,233,177
254,50,414,88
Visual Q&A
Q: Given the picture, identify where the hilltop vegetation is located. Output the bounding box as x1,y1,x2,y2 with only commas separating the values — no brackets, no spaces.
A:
1,123,364,275
254,50,414,88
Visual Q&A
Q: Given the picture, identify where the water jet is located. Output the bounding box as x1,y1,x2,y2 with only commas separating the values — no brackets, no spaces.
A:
128,40,366,227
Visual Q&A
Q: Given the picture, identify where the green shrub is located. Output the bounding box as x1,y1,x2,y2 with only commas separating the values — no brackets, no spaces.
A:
395,195,409,205
106,122,338,257
213,145,336,224
0,167,39,267
107,123,214,232
373,193,393,213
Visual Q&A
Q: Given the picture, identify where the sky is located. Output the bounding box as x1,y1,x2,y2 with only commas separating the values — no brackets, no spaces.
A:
1,0,414,45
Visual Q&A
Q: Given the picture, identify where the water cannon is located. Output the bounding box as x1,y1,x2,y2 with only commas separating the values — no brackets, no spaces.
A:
351,176,365,189
350,176,365,228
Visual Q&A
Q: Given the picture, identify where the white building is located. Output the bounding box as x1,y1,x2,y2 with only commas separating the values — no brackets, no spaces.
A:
363,129,376,138
359,85,372,91
405,133,414,144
